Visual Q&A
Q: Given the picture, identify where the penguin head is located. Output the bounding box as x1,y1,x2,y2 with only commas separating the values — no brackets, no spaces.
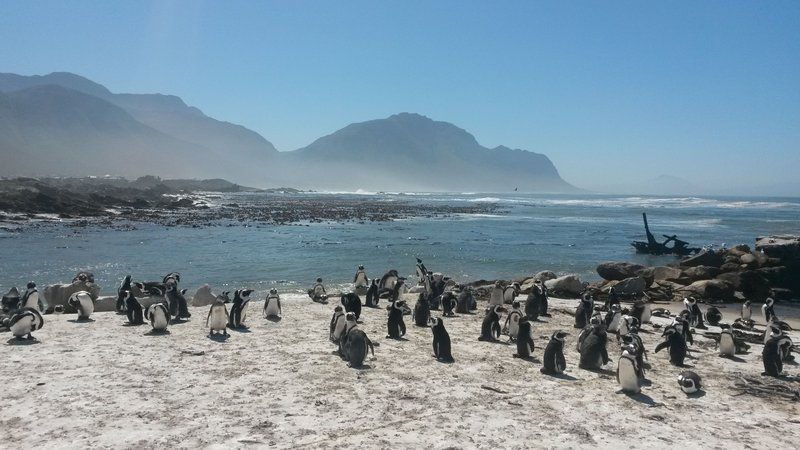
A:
663,327,677,338
765,297,774,307
26,281,36,290
511,300,521,310
493,305,506,315
427,317,440,328
333,305,343,313
239,289,253,299
743,300,751,307
358,265,364,270
768,324,783,339
552,330,568,342
345,312,357,323
53,304,65,314
589,313,603,326
166,281,177,293
269,288,278,295
316,278,323,283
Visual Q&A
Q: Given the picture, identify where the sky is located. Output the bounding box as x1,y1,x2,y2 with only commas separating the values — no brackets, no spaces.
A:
1,1,798,194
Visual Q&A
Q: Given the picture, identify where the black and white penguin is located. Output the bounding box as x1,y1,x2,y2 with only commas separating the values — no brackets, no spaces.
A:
705,306,723,326
503,300,523,342
503,282,521,305
762,329,784,377
353,265,369,292
762,297,776,324
478,305,505,342
672,315,694,346
741,300,752,321
338,312,359,355
541,330,568,375
145,303,170,332
617,344,642,394
116,275,132,314
513,317,534,358
579,323,610,370
440,291,457,317
378,270,400,298
683,297,706,329
428,317,454,363
20,282,42,311
206,299,229,337
718,325,736,357
524,285,543,321
163,272,181,284
617,315,638,339
329,306,347,343
677,371,702,394
574,293,594,329
68,291,95,321
455,286,475,314
8,307,44,340
264,289,282,319
413,292,430,327
630,300,651,324
365,279,379,308
655,327,687,366
340,327,375,367
309,278,329,304
228,289,252,329
165,280,190,320
576,313,604,352
538,281,550,317
620,333,647,378
124,291,144,325
489,281,505,307
340,292,363,321
605,304,622,333
386,299,407,339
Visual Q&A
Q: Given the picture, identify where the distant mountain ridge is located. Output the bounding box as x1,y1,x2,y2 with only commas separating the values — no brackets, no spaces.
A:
0,71,577,192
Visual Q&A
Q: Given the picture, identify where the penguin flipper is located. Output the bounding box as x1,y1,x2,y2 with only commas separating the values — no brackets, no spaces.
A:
654,341,669,354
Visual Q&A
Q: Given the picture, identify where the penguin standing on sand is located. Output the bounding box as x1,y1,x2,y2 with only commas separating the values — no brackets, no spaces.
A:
353,265,368,293
340,327,375,367
340,292,362,321
630,299,651,324
574,293,594,329
579,323,610,370
513,317,535,358
503,300,523,342
124,291,144,325
264,289,282,319
338,312,359,355
428,317,454,362
228,289,252,329
440,292,457,317
365,279,379,308
617,344,642,393
525,285,543,321
206,298,229,337
538,281,550,317
718,325,736,357
116,275,132,314
655,327,687,366
165,281,191,321
741,300,752,321
683,297,706,329
763,328,784,377
20,282,42,311
145,303,170,332
605,304,622,333
705,306,722,326
478,305,505,342
329,306,346,343
503,283,520,305
541,331,568,375
762,298,776,324
8,307,44,340
413,292,430,327
455,286,475,314
386,299,407,339
68,291,95,321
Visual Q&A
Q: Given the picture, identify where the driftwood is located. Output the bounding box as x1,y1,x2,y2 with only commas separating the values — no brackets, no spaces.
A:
732,374,800,401
631,213,700,256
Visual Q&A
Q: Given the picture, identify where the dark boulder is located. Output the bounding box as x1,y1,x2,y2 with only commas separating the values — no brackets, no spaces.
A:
680,250,724,268
596,262,646,281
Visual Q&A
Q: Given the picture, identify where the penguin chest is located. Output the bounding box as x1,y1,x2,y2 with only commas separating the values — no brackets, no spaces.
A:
239,303,248,323
490,290,504,306
151,311,169,330
742,307,751,320
608,314,621,332
508,318,519,338
265,300,280,317
23,292,39,310
617,359,640,392
78,298,94,317
333,318,346,339
10,316,33,336
640,305,651,323
209,309,227,330
719,334,736,356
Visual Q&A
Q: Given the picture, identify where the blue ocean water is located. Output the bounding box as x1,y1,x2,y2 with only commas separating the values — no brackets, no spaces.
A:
1,193,798,297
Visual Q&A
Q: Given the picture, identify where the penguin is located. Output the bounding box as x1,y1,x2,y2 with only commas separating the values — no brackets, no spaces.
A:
617,345,642,394
763,330,784,377
228,289,253,329
329,306,347,343
777,335,794,363
579,323,610,370
428,273,446,309
741,300,752,321
8,307,44,340
340,328,375,367
340,292,363,321
19,282,42,311
576,313,604,352
540,330,568,375
677,371,702,394
617,315,637,339
309,278,328,304
620,333,647,378
386,299,407,339
503,300,523,342
478,305,505,342
162,272,181,284
206,299,229,337
412,292,430,327
762,298,776,324
264,289,282,319
455,287,475,314
538,281,550,317
655,327,687,366
165,280,190,320
605,304,622,333
339,312,359,355
415,258,428,281
489,281,505,307
503,282,521,305
124,291,144,325
574,293,594,329
440,291,457,317
702,306,722,327
68,291,94,321
365,279,379,308
718,325,736,357
378,270,400,298
672,315,694,346
630,300,651,324
145,303,170,332
513,317,534,358
353,265,368,291
683,297,706,329
428,317,454,363
116,275,132,314
524,285,542,321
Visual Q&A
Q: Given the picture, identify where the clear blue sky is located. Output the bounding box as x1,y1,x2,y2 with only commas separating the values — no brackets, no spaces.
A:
1,1,798,194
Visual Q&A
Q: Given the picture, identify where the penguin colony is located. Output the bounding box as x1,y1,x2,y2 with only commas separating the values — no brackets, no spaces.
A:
2,260,797,396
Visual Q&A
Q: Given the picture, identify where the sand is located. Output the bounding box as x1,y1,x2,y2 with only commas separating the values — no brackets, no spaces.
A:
2,294,799,449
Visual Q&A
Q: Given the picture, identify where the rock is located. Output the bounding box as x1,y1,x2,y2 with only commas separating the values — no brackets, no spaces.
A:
43,280,101,312
679,279,734,301
755,235,800,260
680,250,724,268
647,266,682,281
727,244,751,257
739,253,758,267
544,275,583,298
533,271,557,282
596,262,646,281
613,277,646,295
519,271,557,294
715,272,741,290
719,262,741,273
191,284,217,307
738,270,771,301
682,265,720,282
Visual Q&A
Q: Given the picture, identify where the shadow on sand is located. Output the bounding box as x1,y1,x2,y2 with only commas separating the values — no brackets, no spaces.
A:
145,329,171,336
265,316,282,323
7,337,41,345
208,333,230,342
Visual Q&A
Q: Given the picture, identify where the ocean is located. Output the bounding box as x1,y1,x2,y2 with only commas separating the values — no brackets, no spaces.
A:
1,193,798,297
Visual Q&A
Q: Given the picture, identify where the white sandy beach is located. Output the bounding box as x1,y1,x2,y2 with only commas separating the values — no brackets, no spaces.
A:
2,294,799,449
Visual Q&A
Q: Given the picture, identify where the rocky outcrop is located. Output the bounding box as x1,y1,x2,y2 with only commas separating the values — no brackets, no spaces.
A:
44,279,101,313
596,262,646,281
191,285,217,307
679,279,734,301
544,275,583,298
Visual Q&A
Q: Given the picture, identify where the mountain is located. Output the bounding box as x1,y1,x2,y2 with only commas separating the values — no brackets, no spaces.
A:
281,113,577,192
